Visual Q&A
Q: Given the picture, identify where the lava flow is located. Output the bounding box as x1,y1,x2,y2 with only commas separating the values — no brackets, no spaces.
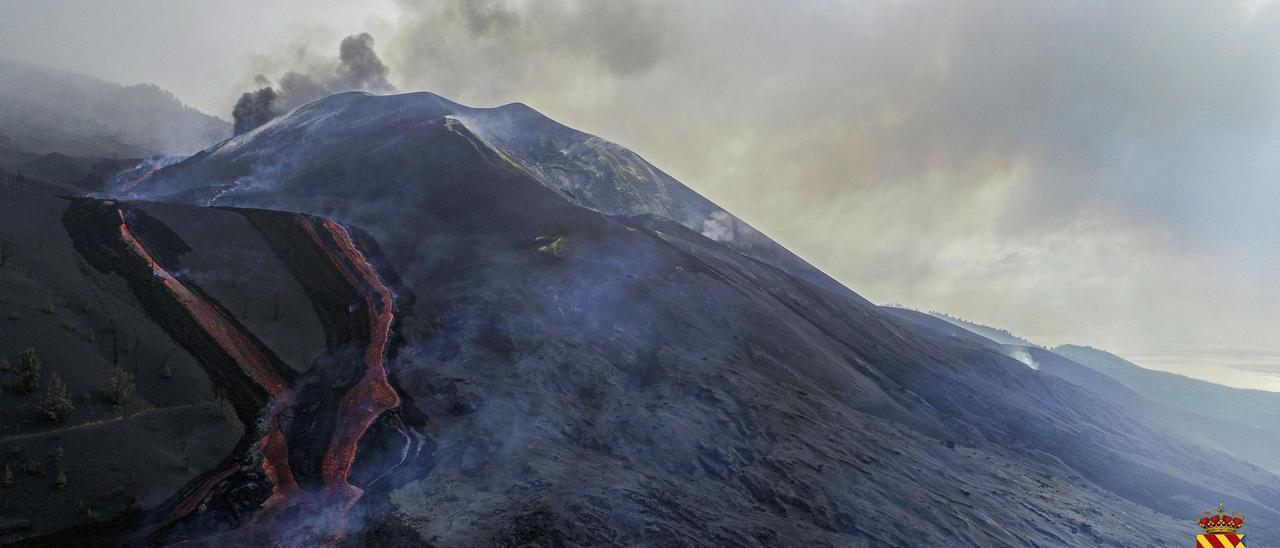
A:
115,208,301,520
114,206,404,546
117,209,290,395
297,216,402,524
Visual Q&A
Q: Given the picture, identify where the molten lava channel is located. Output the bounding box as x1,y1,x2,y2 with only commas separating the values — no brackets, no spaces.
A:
115,208,300,518
298,216,401,504
118,208,403,545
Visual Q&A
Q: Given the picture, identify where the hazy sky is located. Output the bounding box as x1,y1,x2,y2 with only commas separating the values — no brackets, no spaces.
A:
2,0,1278,389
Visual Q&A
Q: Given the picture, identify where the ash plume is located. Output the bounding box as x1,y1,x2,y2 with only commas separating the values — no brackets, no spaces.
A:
231,33,395,135
232,86,277,136
336,33,392,91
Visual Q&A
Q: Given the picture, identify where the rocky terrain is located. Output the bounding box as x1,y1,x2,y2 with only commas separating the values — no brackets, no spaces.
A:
0,91,1274,546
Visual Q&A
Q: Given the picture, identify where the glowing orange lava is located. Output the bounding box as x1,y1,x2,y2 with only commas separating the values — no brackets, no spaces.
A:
117,210,289,396
160,465,237,530
116,208,298,520
297,215,401,540
116,163,164,193
119,207,402,546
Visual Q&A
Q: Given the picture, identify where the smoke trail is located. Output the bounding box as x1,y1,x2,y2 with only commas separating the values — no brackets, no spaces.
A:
1007,347,1040,370
700,210,737,242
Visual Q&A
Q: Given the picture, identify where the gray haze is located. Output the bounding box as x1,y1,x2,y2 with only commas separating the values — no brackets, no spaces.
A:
1,0,1277,389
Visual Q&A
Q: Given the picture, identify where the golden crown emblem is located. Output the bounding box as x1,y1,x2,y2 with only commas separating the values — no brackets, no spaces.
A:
1199,502,1245,534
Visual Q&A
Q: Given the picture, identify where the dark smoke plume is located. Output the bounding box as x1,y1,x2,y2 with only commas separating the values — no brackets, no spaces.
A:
336,33,392,91
232,87,278,136
231,33,396,135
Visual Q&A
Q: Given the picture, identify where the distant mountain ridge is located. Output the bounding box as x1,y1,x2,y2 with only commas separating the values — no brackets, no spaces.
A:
0,60,229,160
892,306,1280,473
1055,344,1280,432
928,311,1041,347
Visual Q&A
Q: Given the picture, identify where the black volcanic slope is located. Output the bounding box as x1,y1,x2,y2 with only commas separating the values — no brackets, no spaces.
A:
0,93,1275,546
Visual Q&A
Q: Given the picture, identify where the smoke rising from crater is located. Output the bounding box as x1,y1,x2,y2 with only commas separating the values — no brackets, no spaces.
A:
232,32,395,135
231,86,277,135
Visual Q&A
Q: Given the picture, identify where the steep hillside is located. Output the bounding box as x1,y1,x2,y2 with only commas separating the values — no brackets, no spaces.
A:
2,92,1275,545
0,176,244,540
119,91,853,299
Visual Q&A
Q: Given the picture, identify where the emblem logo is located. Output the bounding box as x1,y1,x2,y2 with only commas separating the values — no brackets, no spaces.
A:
1196,501,1245,548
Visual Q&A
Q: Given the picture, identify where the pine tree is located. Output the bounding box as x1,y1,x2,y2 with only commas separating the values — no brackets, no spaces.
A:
18,348,41,394
40,373,73,422
104,366,134,414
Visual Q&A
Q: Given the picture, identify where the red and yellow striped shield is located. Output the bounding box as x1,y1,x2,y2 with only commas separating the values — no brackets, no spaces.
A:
1196,533,1245,548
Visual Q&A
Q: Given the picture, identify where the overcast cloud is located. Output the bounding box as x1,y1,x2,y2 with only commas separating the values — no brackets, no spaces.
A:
2,0,1278,387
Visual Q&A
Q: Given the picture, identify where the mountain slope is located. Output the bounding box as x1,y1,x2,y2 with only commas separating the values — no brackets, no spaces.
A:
119,91,856,301
0,60,230,160
3,92,1276,545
